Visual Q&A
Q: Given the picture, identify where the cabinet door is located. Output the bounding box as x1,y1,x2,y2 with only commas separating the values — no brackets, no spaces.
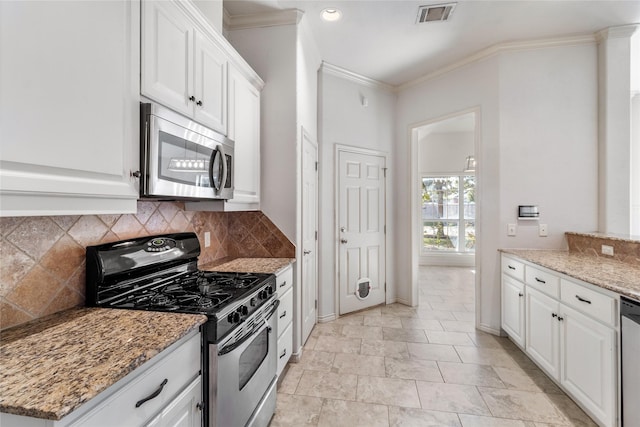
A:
146,376,202,427
501,275,525,347
193,31,227,134
560,304,616,427
141,0,193,117
0,0,138,216
227,65,260,207
525,287,560,379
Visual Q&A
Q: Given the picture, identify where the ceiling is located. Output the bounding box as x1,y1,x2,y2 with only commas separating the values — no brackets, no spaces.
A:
223,0,640,86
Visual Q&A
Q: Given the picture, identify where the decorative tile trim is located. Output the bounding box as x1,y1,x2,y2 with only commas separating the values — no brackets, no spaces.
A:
0,202,294,330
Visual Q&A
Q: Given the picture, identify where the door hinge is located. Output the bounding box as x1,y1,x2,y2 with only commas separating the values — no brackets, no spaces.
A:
315,299,318,309
384,225,386,234
315,231,318,241
315,161,318,171
382,167,387,177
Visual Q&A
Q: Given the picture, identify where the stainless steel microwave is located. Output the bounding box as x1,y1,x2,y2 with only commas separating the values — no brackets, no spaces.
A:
140,102,234,200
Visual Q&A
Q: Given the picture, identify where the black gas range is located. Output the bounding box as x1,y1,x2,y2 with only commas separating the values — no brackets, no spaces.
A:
85,233,279,427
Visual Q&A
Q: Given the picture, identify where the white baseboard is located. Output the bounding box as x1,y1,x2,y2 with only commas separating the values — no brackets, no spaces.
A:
477,323,502,336
318,313,337,323
394,297,413,307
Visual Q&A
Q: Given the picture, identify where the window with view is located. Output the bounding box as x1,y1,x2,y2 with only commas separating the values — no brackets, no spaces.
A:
421,175,475,253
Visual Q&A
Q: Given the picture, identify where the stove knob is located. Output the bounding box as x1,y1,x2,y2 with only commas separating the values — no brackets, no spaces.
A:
250,297,257,307
237,305,248,315
227,312,241,323
267,286,273,295
260,290,268,300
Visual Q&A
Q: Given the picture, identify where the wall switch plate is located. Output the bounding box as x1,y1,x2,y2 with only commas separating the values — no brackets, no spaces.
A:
539,224,548,237
204,231,211,248
507,223,517,236
601,244,614,256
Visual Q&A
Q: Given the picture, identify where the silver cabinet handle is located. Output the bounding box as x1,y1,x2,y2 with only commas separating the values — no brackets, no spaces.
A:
340,239,348,244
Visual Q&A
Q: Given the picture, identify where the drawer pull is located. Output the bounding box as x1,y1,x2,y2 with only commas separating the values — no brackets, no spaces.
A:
135,379,167,408
535,277,546,284
279,349,287,359
552,313,557,318
557,316,564,321
508,265,516,270
575,295,592,304
279,310,287,319
279,281,287,288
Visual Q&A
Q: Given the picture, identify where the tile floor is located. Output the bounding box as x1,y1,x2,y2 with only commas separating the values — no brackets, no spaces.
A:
270,266,598,427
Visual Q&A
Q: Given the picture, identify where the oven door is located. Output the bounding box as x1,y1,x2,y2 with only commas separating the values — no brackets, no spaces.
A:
141,102,234,200
210,302,278,427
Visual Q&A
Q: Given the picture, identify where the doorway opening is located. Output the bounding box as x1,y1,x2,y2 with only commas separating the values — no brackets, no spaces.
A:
409,109,480,322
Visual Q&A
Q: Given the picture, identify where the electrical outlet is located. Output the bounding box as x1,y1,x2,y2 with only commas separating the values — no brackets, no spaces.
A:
204,231,211,248
601,245,614,256
539,224,548,237
507,223,517,236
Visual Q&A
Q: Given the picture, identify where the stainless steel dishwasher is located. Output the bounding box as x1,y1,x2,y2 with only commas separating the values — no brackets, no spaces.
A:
621,296,640,426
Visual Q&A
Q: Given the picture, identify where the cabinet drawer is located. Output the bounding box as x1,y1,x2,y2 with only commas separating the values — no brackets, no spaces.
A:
560,279,617,327
277,288,293,336
69,333,201,427
276,266,293,295
525,265,560,298
277,323,293,376
502,256,525,281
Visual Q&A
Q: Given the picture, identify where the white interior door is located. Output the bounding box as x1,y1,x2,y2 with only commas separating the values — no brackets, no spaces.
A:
337,147,387,315
301,129,318,344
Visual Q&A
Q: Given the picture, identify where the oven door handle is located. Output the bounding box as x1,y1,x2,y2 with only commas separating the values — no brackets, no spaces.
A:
218,300,279,356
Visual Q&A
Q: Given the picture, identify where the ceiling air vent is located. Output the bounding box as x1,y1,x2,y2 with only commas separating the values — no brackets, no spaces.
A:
417,3,456,23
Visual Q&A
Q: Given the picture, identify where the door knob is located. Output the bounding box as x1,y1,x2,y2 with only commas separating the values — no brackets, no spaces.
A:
303,250,311,255
340,239,348,244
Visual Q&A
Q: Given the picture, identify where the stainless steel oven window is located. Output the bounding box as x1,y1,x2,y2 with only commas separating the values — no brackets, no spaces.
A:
239,327,269,390
158,130,213,187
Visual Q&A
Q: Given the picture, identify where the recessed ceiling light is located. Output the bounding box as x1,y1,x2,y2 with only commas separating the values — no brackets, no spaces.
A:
321,8,342,22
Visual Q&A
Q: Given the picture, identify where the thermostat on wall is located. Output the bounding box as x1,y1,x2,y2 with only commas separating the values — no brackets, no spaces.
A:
518,205,539,220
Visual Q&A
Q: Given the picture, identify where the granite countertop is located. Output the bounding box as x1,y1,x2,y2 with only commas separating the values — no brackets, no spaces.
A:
500,249,640,301
200,257,295,275
0,308,207,420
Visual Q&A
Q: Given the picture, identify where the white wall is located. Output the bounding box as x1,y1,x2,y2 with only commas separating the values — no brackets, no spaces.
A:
228,25,298,241
396,42,599,333
419,132,475,174
317,69,396,320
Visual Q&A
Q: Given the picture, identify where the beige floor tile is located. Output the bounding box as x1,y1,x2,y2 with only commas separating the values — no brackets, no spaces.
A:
426,330,475,346
493,366,562,394
544,393,599,426
270,394,323,426
311,323,343,337
331,353,386,377
407,342,461,362
295,370,358,400
279,365,304,394
317,398,389,427
452,311,476,322
361,339,410,359
334,314,365,325
428,301,470,312
441,320,476,333
297,350,336,372
388,406,461,427
478,387,571,424
438,361,505,388
467,331,516,349
380,304,419,318
341,324,384,340
364,315,403,328
357,376,421,408
400,318,444,331
385,357,443,382
303,335,318,350
415,309,457,321
358,307,383,316
458,414,527,427
314,335,362,354
415,381,491,415
383,327,428,343
454,346,520,368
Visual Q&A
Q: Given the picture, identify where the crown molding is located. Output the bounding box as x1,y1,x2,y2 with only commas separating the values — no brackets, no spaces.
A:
320,62,395,93
226,9,304,31
399,33,596,91
596,24,639,42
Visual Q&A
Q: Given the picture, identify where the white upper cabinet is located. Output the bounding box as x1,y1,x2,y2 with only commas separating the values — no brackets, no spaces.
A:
0,1,140,216
141,1,227,135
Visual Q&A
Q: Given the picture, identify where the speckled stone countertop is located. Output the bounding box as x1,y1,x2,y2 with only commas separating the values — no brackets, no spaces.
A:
500,249,640,301
0,308,206,420
201,257,295,274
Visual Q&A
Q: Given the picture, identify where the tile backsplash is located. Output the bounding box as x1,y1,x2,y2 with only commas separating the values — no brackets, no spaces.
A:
0,201,294,330
566,232,640,266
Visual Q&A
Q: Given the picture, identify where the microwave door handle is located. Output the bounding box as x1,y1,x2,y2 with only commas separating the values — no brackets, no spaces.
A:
209,148,221,191
219,145,228,191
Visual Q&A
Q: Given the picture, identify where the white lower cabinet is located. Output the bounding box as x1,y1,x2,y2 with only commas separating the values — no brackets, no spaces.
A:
501,254,618,427
0,332,202,427
276,264,294,376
